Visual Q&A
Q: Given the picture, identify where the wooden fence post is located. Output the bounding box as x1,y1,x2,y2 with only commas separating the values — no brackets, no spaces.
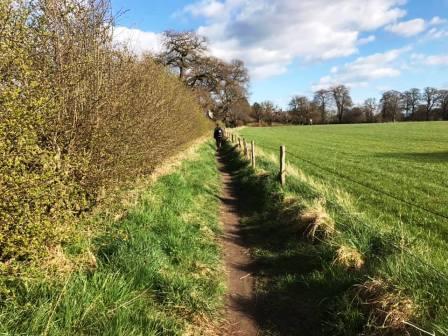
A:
243,138,248,158
238,137,242,150
279,145,286,186
251,141,256,169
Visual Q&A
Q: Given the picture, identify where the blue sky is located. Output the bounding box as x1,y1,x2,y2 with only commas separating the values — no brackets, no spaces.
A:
111,0,448,108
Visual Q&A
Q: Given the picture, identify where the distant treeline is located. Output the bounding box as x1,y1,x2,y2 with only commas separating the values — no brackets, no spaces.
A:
0,0,251,262
235,85,448,126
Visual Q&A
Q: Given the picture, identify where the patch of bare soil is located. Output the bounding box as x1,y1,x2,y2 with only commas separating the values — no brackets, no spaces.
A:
217,149,259,336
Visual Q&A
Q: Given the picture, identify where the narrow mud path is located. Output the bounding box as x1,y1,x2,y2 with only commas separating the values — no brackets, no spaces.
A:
217,150,259,336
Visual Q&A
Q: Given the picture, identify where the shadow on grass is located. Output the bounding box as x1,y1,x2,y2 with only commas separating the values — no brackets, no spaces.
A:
218,142,339,336
375,151,448,163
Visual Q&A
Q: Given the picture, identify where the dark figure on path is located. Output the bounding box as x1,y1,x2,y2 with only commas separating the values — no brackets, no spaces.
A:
214,124,224,149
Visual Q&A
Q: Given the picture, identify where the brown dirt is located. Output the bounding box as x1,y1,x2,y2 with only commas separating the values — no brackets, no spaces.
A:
217,150,259,336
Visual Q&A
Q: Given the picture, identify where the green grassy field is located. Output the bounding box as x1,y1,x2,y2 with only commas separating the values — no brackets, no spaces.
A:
240,122,448,250
0,143,224,336
236,122,448,335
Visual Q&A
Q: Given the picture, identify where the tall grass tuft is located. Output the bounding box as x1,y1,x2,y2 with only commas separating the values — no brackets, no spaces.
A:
0,144,224,335
226,141,447,335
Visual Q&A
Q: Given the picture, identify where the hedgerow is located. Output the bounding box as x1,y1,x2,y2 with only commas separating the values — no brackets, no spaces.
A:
0,0,210,264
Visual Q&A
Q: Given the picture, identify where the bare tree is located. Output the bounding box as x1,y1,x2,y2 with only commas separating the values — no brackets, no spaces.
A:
313,89,331,123
289,96,312,124
380,91,403,122
439,90,448,120
252,102,263,124
344,106,365,123
186,56,221,91
259,101,277,125
230,98,252,125
363,98,377,122
401,92,411,118
158,31,207,80
211,59,250,125
159,34,250,124
330,85,352,123
402,88,421,119
272,108,290,124
423,87,441,121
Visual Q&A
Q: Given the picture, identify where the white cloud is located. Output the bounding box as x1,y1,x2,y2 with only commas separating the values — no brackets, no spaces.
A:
410,53,425,61
358,35,376,45
113,26,163,54
425,27,448,40
429,16,447,26
425,55,448,65
396,16,448,42
385,18,426,37
251,64,289,80
313,47,409,90
183,0,227,18
410,53,448,67
182,0,407,79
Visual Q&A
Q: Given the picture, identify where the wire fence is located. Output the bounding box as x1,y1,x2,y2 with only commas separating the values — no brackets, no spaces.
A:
226,131,448,280
252,142,448,222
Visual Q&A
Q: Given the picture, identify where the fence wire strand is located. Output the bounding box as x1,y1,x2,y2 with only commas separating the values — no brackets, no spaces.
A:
230,134,448,279
251,142,448,222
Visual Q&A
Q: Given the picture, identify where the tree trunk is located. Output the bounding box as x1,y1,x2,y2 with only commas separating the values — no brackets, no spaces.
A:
179,66,184,79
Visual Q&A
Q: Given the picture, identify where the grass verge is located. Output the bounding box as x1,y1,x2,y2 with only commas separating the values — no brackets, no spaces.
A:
0,142,223,336
223,140,447,336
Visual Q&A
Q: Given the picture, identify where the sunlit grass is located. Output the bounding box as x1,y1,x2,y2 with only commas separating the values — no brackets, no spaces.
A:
0,143,224,336
235,123,448,335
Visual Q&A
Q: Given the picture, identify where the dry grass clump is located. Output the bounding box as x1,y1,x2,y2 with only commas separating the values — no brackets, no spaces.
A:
277,195,303,225
282,195,300,210
334,245,364,270
42,245,74,276
278,196,335,241
283,195,300,208
42,245,98,278
185,312,226,336
356,278,418,335
300,199,335,241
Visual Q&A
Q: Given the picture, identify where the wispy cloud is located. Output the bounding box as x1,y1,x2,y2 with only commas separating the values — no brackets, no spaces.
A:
429,16,447,25
385,18,426,37
385,16,448,39
425,27,448,40
412,53,448,66
313,47,410,90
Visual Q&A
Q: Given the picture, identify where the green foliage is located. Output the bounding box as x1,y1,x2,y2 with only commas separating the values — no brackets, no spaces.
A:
0,0,210,262
89,55,209,186
0,0,81,260
0,144,223,335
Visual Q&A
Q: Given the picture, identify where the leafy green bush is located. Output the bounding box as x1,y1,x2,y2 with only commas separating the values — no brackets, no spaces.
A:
0,0,81,260
0,0,210,263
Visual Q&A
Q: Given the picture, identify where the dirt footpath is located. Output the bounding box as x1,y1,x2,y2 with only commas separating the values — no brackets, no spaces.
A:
217,150,259,336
